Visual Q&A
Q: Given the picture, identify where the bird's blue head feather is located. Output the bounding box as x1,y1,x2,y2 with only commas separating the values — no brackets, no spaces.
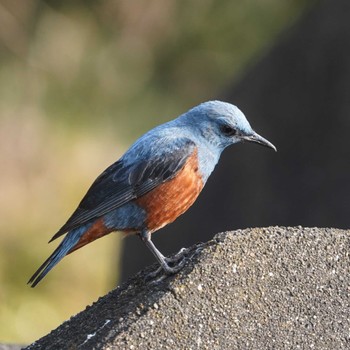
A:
122,100,275,184
182,100,254,149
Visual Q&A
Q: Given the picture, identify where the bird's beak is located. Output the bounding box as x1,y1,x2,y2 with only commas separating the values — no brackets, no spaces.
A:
242,132,277,152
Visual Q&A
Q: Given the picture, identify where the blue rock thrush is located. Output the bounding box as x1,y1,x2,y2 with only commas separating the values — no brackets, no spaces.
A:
28,100,276,287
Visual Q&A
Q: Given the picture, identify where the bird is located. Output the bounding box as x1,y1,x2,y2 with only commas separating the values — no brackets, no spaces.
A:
28,100,276,287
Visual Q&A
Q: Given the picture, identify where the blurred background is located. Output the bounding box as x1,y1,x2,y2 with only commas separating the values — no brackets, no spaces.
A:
3,0,349,345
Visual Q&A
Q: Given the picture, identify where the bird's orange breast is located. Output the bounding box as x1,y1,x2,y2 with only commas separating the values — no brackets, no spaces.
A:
136,149,204,233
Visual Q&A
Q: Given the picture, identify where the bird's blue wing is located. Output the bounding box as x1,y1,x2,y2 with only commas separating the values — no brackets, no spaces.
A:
50,138,196,241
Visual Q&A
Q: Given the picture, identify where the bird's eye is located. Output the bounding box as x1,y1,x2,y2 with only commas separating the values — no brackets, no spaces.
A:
221,124,237,136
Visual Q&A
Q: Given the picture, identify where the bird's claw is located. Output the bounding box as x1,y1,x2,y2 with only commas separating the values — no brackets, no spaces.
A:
164,247,189,265
145,257,186,283
145,245,203,284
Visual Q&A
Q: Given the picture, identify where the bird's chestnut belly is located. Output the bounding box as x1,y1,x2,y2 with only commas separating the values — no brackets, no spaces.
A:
136,150,204,233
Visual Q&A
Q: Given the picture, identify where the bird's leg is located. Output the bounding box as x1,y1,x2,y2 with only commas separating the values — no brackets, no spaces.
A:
140,230,186,276
147,248,189,280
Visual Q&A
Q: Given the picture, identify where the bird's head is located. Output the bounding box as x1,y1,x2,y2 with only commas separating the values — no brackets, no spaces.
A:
185,100,276,152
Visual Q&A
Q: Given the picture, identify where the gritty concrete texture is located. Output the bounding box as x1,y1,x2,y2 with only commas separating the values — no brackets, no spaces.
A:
25,227,350,349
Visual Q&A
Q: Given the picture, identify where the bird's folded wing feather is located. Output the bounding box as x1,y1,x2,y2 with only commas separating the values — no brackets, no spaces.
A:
50,137,196,241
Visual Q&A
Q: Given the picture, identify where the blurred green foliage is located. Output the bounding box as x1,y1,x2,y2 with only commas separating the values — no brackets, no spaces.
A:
0,0,311,344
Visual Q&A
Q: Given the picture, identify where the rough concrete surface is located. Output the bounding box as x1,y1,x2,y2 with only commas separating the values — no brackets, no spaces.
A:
25,227,350,349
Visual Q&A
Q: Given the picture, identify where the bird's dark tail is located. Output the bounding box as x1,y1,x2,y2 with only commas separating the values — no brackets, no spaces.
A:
28,226,85,287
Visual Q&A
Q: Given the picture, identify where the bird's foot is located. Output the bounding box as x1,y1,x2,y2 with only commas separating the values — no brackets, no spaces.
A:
164,247,189,265
145,266,163,282
145,243,206,284
146,257,186,282
145,246,203,283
